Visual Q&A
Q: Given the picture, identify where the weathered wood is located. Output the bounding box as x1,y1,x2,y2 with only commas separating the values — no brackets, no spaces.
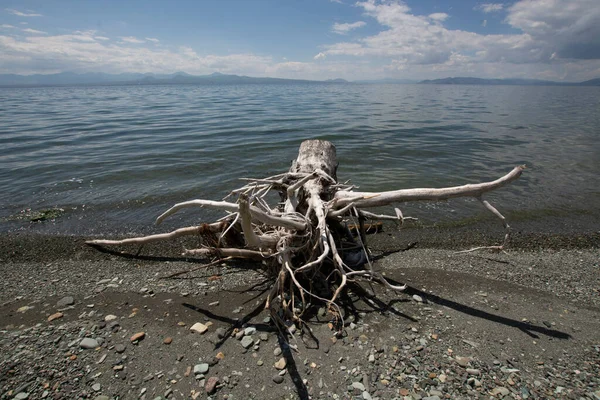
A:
86,139,524,335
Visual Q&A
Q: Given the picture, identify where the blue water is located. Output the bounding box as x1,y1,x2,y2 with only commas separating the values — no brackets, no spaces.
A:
1,83,599,235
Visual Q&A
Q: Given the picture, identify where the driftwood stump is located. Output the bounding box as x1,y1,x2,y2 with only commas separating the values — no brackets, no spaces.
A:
88,139,524,332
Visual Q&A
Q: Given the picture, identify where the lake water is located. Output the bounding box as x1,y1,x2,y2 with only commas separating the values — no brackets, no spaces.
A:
1,83,599,235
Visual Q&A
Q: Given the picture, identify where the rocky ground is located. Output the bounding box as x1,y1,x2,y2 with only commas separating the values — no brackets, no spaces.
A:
0,227,599,400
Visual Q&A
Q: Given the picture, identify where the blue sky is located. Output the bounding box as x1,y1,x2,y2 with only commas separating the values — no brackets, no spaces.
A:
1,0,599,81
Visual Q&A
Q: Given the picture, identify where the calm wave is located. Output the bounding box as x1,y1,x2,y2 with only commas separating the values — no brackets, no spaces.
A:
1,83,599,234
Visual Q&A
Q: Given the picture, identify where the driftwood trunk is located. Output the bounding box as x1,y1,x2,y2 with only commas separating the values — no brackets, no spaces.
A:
87,140,524,332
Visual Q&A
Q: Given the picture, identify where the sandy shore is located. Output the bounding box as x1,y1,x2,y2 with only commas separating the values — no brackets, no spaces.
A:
1,228,599,399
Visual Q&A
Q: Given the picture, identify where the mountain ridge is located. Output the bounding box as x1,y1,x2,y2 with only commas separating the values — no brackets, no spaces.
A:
1,72,599,87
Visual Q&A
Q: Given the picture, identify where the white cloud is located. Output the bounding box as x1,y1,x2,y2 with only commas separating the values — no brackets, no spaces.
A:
1,0,599,82
428,13,449,22
0,31,275,76
320,0,600,80
1,24,16,29
475,3,504,13
145,37,159,43
120,36,145,44
506,0,600,60
332,21,366,34
22,28,47,35
6,8,43,17
482,19,487,27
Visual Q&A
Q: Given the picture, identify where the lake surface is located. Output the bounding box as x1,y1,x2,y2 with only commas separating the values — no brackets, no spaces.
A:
1,83,599,235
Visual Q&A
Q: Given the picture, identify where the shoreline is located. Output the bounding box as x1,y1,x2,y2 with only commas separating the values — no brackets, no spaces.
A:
1,224,599,399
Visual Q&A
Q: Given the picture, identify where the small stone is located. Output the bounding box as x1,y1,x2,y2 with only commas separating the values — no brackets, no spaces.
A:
352,382,365,391
259,333,269,341
14,393,29,400
240,336,254,349
368,354,375,363
80,338,99,349
205,376,219,394
163,337,173,345
244,327,257,336
115,344,126,353
257,360,264,366
274,357,287,370
190,322,208,334
273,347,282,356
215,352,225,360
412,294,423,302
57,296,74,307
47,312,63,322
455,356,471,367
194,363,209,374
215,327,227,339
362,392,372,400
491,387,510,397
95,397,110,400
130,332,145,342
104,314,117,322
91,383,101,392
272,375,284,384
17,306,32,313
466,368,480,375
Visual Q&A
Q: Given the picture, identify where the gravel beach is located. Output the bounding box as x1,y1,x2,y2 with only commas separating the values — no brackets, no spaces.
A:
0,224,599,400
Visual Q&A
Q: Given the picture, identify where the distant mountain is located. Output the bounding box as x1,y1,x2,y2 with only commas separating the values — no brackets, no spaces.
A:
579,78,600,86
354,78,418,84
0,72,348,87
418,76,600,86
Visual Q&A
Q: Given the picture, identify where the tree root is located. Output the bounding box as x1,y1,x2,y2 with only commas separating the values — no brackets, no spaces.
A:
86,140,524,336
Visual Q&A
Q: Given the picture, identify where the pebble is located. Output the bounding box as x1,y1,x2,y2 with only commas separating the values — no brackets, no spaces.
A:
57,296,74,307
215,327,227,339
194,363,209,374
455,356,471,367
104,314,117,322
91,383,101,392
274,357,286,370
362,392,372,400
14,393,29,400
205,376,219,394
240,336,254,349
272,375,284,384
273,347,282,356
115,344,126,353
244,326,257,336
163,337,173,345
47,312,63,322
352,382,365,391
80,338,99,349
130,332,145,342
190,322,209,334
412,294,423,302
491,387,510,397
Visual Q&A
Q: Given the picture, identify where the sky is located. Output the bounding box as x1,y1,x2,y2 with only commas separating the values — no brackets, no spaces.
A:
1,0,600,81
